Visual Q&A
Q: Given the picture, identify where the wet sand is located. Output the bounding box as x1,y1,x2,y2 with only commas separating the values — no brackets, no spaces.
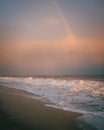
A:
0,86,82,130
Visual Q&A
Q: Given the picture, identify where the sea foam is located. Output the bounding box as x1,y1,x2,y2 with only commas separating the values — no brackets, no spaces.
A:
0,76,104,130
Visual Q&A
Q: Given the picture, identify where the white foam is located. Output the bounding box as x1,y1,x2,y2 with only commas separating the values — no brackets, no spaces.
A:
0,76,104,113
77,113,104,130
0,76,104,130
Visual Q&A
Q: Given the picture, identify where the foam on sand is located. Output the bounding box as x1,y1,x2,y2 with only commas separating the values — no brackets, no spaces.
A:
0,76,104,130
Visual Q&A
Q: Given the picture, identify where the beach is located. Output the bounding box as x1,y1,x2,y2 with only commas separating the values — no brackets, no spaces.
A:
0,86,82,130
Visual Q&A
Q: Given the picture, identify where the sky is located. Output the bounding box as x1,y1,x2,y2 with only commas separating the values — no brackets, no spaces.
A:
0,0,104,75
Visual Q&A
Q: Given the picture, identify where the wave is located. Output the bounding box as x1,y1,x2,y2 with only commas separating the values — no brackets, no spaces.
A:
0,76,104,130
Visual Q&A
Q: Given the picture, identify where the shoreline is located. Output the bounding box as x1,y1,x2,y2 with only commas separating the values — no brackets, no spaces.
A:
0,85,83,130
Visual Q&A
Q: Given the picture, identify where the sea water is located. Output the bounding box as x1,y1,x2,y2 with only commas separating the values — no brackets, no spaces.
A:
0,76,104,130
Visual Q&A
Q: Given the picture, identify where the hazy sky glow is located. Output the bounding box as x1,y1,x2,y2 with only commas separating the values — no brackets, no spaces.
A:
0,0,104,75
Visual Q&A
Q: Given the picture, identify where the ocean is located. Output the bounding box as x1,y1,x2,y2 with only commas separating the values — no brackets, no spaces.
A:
0,76,104,130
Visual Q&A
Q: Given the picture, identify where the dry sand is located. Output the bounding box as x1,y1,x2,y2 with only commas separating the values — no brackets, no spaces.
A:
0,86,82,130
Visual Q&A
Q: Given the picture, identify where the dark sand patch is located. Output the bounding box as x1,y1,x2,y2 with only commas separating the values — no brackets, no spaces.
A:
0,86,82,130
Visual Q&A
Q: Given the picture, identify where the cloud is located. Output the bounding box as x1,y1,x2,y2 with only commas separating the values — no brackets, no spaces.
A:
0,34,104,75
51,0,71,36
0,0,104,75
59,35,104,66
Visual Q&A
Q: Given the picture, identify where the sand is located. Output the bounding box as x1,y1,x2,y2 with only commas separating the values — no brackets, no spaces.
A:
0,86,82,130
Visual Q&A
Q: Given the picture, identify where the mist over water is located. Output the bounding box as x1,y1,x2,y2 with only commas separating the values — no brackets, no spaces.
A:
0,76,104,130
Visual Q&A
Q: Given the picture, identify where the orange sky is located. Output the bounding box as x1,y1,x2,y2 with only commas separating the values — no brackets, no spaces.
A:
0,0,104,75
